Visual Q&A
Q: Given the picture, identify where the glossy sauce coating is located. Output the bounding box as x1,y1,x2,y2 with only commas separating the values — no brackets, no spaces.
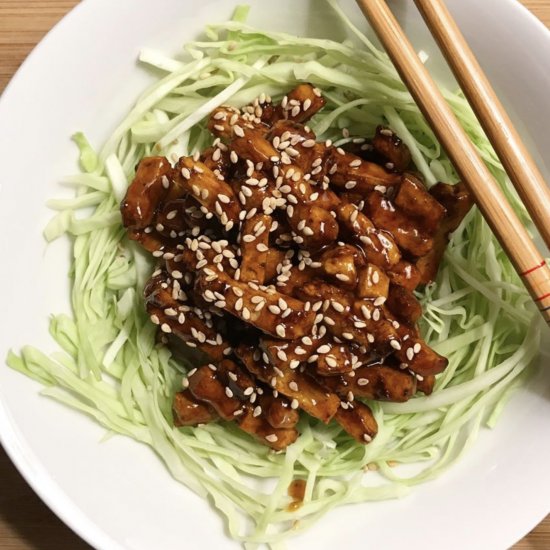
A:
121,85,473,450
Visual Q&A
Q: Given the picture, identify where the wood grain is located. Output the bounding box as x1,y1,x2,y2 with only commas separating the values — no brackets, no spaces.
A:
0,1,549,549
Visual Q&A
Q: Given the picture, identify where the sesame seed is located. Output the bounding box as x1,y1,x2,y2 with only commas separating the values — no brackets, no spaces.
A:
349,159,362,168
311,158,322,169
276,349,287,362
390,340,402,351
363,434,373,443
265,434,278,443
233,125,245,137
325,355,337,367
357,378,369,386
214,124,225,132
276,324,286,338
289,381,299,392
161,323,172,333
406,347,414,361
342,332,354,340
372,271,380,284
380,128,393,136
302,139,316,148
372,309,381,321
289,360,300,369
225,387,234,398
232,287,244,297
374,296,386,306
360,235,373,246
414,343,422,354
336,274,350,282
290,398,299,409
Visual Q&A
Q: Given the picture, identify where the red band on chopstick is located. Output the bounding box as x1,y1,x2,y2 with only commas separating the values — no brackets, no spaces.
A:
534,292,550,303
520,260,547,276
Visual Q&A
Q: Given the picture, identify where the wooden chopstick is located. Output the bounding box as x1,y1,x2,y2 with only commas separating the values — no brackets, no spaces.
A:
354,0,550,325
413,0,550,251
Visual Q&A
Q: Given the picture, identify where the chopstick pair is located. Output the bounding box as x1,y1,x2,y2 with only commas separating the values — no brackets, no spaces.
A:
355,0,550,324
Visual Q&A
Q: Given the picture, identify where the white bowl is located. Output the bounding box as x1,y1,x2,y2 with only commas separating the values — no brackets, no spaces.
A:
0,1,549,549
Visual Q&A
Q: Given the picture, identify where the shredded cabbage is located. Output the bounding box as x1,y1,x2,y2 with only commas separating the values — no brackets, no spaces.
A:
7,2,543,547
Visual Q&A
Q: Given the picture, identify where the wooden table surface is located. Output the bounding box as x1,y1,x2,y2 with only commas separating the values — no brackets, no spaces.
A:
1,1,549,549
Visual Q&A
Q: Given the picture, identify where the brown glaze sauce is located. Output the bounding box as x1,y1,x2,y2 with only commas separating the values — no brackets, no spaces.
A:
287,479,307,511
121,84,474,451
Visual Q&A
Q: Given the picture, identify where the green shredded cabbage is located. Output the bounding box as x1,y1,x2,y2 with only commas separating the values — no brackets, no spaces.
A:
6,2,543,547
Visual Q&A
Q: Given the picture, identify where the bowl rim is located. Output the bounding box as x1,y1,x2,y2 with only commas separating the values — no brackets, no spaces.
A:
0,1,548,549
